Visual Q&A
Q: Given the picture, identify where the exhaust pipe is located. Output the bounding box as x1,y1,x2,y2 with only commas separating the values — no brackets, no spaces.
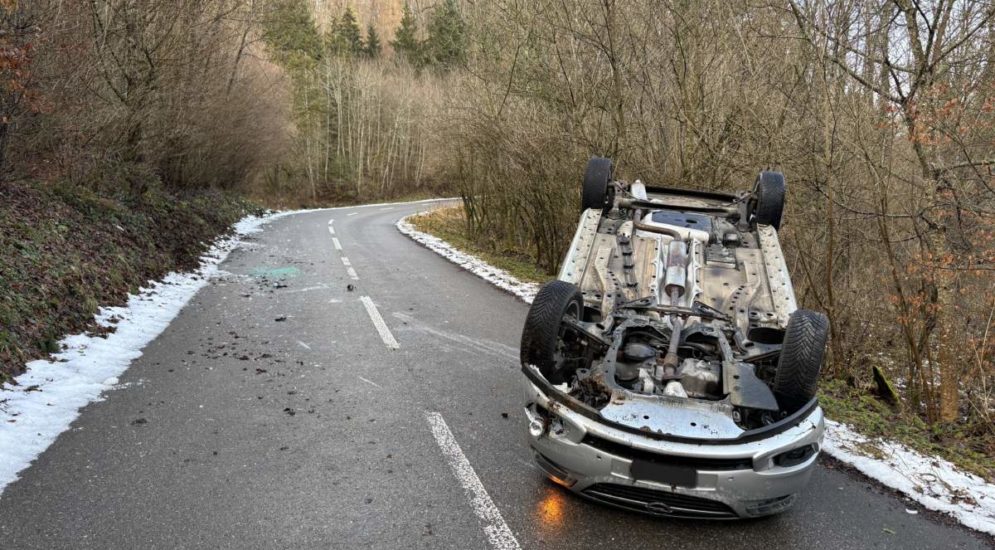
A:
655,241,688,382
664,240,688,298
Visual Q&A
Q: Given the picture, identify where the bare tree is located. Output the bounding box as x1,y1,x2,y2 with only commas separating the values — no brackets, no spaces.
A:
788,0,995,422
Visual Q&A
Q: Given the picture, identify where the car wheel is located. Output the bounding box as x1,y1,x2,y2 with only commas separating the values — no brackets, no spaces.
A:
773,309,829,413
752,171,786,230
521,281,586,384
582,156,615,214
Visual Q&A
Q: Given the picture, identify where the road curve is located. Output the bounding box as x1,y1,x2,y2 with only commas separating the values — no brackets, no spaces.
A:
0,201,988,549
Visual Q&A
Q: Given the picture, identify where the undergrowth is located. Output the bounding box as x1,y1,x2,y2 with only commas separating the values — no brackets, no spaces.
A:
0,179,258,382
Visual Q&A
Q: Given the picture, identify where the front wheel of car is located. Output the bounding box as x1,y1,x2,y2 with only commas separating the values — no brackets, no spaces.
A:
521,281,586,384
773,309,829,413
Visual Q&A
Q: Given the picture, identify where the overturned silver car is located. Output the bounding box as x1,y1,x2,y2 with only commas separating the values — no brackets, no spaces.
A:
520,158,829,519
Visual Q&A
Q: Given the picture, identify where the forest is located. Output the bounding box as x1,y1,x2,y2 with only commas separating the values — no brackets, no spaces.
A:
1,0,993,474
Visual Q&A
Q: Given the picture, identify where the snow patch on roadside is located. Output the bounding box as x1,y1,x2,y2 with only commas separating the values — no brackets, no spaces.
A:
398,209,995,536
0,209,297,497
396,214,540,304
824,420,995,535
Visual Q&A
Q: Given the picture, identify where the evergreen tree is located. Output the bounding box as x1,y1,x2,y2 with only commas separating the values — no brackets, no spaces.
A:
332,7,364,56
364,24,382,58
424,0,466,69
262,0,323,69
391,2,422,66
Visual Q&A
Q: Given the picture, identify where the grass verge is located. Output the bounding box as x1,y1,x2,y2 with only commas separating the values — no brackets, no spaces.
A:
410,204,995,483
820,379,994,482
0,179,258,383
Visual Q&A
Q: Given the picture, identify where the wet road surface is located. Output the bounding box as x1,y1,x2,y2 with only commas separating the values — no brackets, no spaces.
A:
0,201,989,549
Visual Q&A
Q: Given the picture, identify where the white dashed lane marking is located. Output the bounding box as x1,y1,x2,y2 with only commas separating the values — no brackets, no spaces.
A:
359,296,399,350
425,412,522,550
347,212,358,217
325,220,353,277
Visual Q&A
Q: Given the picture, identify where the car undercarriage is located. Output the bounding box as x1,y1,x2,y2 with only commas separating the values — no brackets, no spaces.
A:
519,158,829,518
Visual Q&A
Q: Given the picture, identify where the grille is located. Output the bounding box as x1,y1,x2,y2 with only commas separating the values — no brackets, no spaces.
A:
581,434,754,471
583,483,737,519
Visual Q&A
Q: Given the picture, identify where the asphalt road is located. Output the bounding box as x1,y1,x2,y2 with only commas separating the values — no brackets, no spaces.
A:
0,201,989,549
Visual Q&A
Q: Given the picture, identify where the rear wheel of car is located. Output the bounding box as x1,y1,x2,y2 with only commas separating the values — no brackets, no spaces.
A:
582,157,615,214
773,309,829,413
521,281,586,384
752,171,786,230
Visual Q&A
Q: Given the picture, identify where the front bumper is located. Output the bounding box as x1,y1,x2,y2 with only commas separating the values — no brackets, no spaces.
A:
523,379,825,519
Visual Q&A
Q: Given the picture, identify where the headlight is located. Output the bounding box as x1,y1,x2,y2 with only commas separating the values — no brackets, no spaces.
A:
524,403,550,437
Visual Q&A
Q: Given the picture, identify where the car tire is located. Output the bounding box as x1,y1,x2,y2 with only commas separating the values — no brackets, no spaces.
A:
582,157,615,214
773,309,829,413
752,171,786,230
521,281,585,384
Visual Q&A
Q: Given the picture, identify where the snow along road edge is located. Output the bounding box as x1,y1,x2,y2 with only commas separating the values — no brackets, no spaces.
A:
0,198,458,497
396,210,995,536
395,215,540,305
0,208,318,497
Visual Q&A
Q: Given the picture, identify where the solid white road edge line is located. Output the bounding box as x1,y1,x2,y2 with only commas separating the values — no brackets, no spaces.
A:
332,237,342,250
425,412,522,550
359,296,399,350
